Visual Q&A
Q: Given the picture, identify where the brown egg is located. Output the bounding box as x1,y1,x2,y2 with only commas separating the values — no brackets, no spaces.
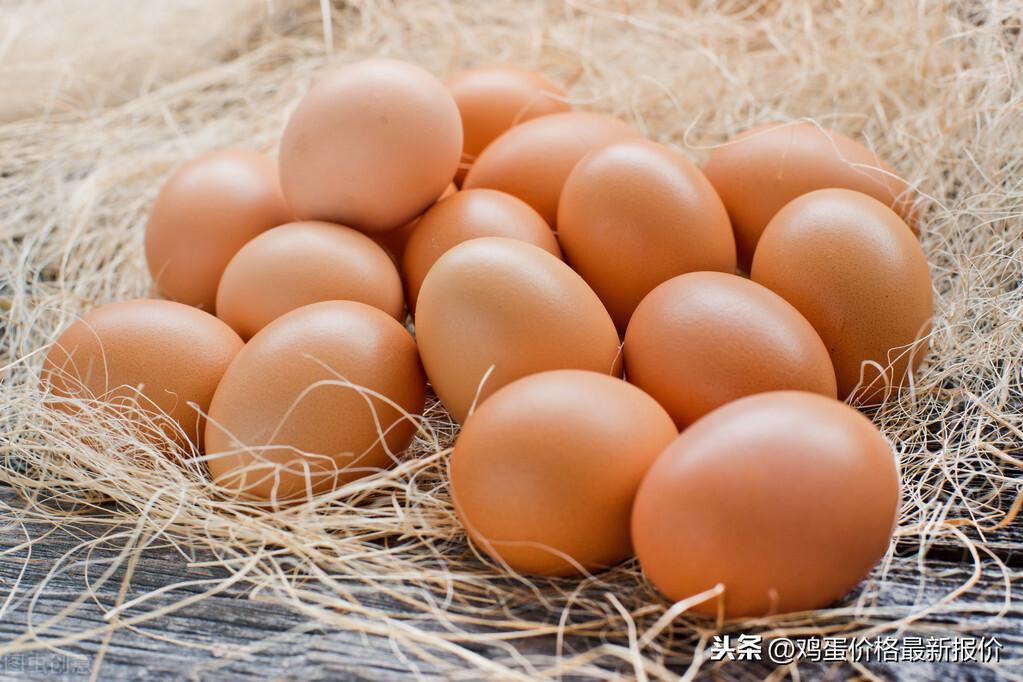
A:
205,301,425,504
452,370,676,576
278,59,462,233
215,221,404,340
144,149,292,312
462,111,638,227
624,272,836,428
558,139,737,329
375,183,457,264
446,65,571,185
415,237,620,423
403,188,559,310
703,122,917,268
751,189,932,404
40,299,243,453
632,391,900,618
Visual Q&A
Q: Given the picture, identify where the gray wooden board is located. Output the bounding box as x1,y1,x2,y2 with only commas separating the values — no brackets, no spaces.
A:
0,485,1020,681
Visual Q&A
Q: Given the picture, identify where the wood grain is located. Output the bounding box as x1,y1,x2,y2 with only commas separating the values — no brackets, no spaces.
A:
0,485,1018,680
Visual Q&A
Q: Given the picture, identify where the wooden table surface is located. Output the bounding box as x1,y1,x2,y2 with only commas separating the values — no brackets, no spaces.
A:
0,484,1020,681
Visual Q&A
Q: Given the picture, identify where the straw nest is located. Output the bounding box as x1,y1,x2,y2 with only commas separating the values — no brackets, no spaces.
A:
1,1,1021,678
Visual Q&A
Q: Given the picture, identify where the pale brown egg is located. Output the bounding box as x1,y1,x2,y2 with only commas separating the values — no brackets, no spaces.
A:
624,272,836,428
215,221,404,340
558,139,736,329
278,59,462,233
415,237,620,423
144,149,292,312
205,301,425,504
632,391,900,618
452,370,676,576
446,65,571,185
403,188,559,311
375,183,457,265
462,111,638,227
751,189,932,404
40,299,244,453
703,122,917,268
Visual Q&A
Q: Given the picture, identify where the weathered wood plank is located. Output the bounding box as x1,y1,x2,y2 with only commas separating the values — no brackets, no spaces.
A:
0,484,1019,680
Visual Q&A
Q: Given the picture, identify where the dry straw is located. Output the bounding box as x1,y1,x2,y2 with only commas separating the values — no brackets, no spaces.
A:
1,0,1021,678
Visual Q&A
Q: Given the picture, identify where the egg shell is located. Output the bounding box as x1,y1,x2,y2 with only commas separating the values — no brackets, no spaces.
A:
462,111,638,227
452,370,677,576
204,301,426,504
375,183,457,264
558,139,737,329
446,65,571,185
703,122,917,268
144,149,293,312
215,221,404,340
632,390,900,618
750,188,932,404
402,188,560,310
278,59,462,233
624,272,836,428
40,299,244,453
414,237,621,423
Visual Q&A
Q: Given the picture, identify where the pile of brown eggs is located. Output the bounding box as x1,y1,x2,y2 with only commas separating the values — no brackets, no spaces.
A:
41,59,932,619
